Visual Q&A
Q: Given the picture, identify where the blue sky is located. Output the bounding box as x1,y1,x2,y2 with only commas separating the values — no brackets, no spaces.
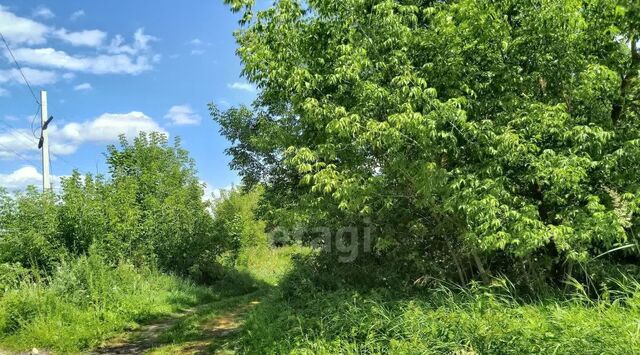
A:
0,0,253,196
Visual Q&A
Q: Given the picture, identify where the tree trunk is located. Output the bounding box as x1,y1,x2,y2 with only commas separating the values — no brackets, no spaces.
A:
472,251,490,284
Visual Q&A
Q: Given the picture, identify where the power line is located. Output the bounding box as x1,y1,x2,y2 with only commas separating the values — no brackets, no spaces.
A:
49,151,76,170
0,119,38,146
0,31,40,105
0,140,38,164
30,105,41,139
1,116,76,171
0,34,77,176
0,125,37,163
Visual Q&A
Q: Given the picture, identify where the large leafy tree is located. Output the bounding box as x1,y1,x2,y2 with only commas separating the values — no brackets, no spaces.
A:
217,0,640,282
11,133,218,276
102,132,217,272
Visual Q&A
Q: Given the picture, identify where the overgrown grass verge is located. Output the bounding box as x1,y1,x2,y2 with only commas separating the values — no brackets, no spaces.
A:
238,266,640,354
0,254,216,353
235,245,311,286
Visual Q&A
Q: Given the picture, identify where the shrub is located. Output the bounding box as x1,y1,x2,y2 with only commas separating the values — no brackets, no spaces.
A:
0,187,64,273
1,133,224,278
211,186,268,263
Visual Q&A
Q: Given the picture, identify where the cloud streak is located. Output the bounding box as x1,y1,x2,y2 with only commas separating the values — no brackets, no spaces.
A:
164,105,201,125
70,10,85,21
73,82,92,91
0,111,167,159
228,82,256,92
54,28,107,47
32,6,55,20
0,165,62,190
0,67,58,85
7,47,153,75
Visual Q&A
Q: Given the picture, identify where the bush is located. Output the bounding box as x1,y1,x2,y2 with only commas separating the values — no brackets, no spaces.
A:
212,186,269,259
1,133,224,279
0,263,31,295
0,187,64,273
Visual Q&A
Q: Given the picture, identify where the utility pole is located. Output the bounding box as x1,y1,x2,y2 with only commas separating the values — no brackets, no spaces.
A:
40,90,51,191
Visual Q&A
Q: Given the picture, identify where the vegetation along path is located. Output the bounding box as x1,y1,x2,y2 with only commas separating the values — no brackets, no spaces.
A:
92,292,262,355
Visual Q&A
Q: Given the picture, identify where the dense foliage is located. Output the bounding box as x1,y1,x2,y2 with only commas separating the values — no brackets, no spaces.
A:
213,186,268,260
0,133,255,352
0,132,218,277
216,0,640,285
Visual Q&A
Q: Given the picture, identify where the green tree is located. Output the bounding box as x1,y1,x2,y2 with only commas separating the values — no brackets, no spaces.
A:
212,186,268,259
217,0,640,283
104,132,217,273
58,172,109,256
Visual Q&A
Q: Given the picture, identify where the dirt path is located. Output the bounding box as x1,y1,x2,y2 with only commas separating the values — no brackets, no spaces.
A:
92,298,260,355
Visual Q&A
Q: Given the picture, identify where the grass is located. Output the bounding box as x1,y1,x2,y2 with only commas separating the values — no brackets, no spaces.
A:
238,287,640,354
0,253,216,353
137,245,310,354
3,245,640,354
235,245,311,286
234,258,640,354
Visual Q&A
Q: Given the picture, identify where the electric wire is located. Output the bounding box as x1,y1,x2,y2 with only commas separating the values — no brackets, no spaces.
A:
30,105,41,139
0,118,38,146
0,119,78,171
0,31,40,105
0,139,38,164
0,31,70,191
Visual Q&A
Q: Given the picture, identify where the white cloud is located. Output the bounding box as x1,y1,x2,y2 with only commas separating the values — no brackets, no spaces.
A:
73,82,92,91
0,166,42,189
133,28,155,51
228,82,256,92
107,28,156,55
0,128,39,160
53,111,167,149
187,38,210,47
0,166,62,191
0,5,48,45
201,181,234,203
0,67,58,85
32,6,55,20
191,49,205,56
8,48,152,75
69,10,85,21
54,28,107,47
164,105,201,125
0,7,157,75
62,72,75,80
0,111,167,159
0,87,8,96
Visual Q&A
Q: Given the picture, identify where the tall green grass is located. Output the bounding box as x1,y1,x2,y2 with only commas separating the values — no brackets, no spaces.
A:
238,276,640,354
0,254,216,353
235,245,311,286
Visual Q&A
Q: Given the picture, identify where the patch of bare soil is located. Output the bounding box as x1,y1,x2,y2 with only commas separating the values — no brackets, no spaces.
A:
92,300,260,355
